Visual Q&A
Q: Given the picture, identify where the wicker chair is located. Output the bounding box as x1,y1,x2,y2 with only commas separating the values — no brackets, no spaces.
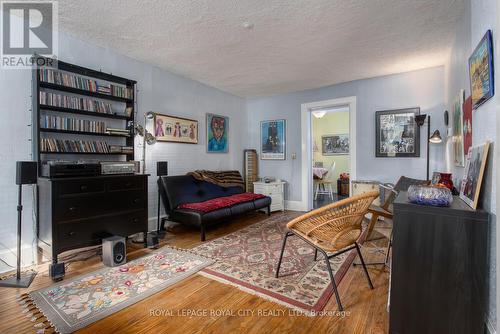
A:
275,191,379,311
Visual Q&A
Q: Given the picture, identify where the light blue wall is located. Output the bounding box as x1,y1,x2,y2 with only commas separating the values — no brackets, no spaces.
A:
247,67,446,202
0,28,246,268
446,0,498,331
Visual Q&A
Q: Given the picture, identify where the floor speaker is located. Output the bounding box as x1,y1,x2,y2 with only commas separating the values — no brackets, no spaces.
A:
102,236,126,267
16,161,37,185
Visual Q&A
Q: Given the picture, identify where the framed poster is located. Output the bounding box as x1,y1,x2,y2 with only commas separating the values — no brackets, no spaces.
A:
261,119,285,160
153,113,198,144
469,30,495,109
206,113,228,153
375,107,420,157
322,134,349,155
463,95,473,157
460,142,490,209
453,90,465,167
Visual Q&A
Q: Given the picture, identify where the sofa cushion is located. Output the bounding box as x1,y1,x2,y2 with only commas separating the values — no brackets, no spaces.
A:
160,175,243,212
177,193,266,213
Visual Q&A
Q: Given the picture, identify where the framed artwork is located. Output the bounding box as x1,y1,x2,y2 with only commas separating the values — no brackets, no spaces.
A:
322,134,349,155
431,172,441,186
469,30,494,109
453,90,465,167
260,119,285,160
206,113,228,153
375,107,420,157
460,142,490,209
463,95,473,157
153,113,198,144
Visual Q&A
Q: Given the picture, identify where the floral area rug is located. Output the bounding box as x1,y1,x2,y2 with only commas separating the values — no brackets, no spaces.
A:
191,212,368,314
20,247,213,333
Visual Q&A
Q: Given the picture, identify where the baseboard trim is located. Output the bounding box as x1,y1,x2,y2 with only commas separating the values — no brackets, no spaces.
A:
285,200,306,211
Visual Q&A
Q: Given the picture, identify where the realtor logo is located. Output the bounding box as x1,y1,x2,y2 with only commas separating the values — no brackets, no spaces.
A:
1,1,58,69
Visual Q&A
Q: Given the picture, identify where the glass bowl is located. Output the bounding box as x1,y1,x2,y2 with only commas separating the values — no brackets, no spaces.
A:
407,185,453,207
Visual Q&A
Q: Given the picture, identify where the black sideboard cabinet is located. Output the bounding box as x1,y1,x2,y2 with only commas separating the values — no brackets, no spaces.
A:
390,191,489,334
38,174,149,270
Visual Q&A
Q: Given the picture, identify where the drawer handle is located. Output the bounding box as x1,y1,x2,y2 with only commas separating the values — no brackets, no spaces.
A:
80,185,88,191
69,206,77,211
132,218,139,223
133,198,141,204
125,182,133,187
68,231,75,237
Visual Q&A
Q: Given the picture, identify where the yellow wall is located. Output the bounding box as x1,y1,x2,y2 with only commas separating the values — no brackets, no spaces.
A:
312,111,350,178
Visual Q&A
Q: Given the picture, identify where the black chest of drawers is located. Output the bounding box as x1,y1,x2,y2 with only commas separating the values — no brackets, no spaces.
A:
390,191,489,334
37,174,149,267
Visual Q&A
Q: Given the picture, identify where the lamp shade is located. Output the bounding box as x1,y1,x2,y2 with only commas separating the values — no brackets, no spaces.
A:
145,111,156,120
429,130,442,143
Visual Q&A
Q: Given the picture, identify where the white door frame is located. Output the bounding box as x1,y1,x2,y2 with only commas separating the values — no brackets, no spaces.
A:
300,96,357,211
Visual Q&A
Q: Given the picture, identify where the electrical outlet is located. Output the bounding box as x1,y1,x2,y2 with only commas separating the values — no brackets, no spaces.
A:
291,153,297,159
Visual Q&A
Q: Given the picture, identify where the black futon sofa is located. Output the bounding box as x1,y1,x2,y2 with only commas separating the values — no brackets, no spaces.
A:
159,175,271,241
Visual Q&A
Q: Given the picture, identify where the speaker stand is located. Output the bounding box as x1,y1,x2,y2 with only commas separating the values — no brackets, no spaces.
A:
156,183,167,239
0,185,37,288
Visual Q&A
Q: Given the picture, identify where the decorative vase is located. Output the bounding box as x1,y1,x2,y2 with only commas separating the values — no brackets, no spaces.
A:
439,173,454,190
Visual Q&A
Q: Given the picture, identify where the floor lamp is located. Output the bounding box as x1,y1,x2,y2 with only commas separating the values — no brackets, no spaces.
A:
415,114,442,181
132,112,157,246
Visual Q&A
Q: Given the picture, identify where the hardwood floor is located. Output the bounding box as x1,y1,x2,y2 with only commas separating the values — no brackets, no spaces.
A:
0,211,390,334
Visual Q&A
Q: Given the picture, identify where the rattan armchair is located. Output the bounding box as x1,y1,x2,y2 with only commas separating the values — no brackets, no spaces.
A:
275,191,379,311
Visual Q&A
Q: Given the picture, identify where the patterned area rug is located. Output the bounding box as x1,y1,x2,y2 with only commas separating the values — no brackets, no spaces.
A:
20,247,213,334
191,212,369,314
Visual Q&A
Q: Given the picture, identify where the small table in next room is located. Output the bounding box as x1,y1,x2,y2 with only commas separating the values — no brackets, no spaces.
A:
253,181,285,212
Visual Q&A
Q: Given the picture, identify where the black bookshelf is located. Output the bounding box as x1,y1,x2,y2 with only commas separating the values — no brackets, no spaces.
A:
32,56,137,172
40,128,130,137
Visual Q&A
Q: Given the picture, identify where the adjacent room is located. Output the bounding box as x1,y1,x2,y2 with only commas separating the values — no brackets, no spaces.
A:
0,1,498,333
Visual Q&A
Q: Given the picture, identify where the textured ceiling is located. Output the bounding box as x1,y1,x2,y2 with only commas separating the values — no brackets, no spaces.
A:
58,0,464,97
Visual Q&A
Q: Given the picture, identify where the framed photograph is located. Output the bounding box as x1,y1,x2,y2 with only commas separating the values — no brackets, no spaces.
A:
460,142,490,209
322,134,349,155
261,119,285,160
431,172,441,186
463,95,473,157
469,30,494,109
453,90,465,167
206,113,228,153
153,113,198,144
375,107,420,157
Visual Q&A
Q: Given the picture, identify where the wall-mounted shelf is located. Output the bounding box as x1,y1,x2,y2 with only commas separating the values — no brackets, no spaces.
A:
40,104,131,120
33,56,137,174
40,128,131,137
39,81,134,103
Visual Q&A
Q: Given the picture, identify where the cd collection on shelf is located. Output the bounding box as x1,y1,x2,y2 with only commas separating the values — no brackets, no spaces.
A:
39,91,114,114
41,115,106,133
40,138,110,153
110,145,134,154
39,68,134,99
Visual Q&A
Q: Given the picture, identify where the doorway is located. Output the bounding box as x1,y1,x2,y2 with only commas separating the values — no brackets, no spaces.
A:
300,97,357,211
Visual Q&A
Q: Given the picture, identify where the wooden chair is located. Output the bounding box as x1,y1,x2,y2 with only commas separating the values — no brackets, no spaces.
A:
362,176,430,267
314,161,336,200
275,191,379,311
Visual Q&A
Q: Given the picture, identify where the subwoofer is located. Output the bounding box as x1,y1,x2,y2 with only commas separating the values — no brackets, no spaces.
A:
102,236,126,267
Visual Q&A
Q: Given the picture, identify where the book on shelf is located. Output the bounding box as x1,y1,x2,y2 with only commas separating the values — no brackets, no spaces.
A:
40,138,110,153
39,91,115,114
41,115,106,133
39,69,133,99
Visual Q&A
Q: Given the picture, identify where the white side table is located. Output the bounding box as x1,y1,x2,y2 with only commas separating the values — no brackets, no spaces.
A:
253,181,285,212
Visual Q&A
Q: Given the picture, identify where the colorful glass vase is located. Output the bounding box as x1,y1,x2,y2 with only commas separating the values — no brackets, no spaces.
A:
439,173,454,190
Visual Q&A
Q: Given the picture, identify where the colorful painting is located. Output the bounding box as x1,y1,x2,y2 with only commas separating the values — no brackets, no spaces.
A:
453,90,465,167
375,108,420,157
463,96,473,157
260,119,285,160
469,30,495,109
206,113,228,153
460,142,490,209
153,114,198,144
322,134,349,155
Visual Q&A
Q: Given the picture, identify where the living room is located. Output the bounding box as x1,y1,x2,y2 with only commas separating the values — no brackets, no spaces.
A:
0,1,498,333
